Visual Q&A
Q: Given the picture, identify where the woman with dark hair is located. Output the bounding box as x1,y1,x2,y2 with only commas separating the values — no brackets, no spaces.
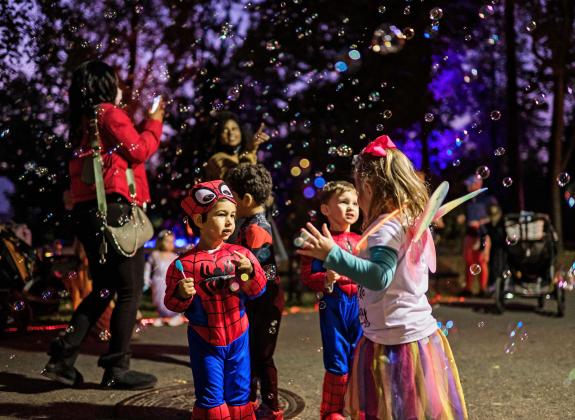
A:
43,60,164,390
205,111,269,180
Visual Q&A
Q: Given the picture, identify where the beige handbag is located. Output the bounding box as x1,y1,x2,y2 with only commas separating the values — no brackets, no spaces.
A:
87,114,154,263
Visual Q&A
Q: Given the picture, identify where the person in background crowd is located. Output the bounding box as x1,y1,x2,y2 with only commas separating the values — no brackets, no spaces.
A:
205,111,269,181
144,230,184,327
460,175,498,297
485,204,508,294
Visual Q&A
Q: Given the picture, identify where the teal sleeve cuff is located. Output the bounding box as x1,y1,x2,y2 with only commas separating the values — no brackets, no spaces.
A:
324,245,397,291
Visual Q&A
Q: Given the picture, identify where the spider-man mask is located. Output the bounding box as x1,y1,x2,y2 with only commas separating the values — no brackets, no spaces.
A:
181,180,237,217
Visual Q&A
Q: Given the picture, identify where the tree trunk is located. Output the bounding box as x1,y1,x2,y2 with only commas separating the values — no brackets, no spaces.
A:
125,10,140,115
504,0,524,211
548,0,572,251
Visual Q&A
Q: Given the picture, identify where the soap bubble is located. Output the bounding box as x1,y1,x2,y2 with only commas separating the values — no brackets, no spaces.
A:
503,269,512,279
557,172,571,187
478,5,495,19
268,327,277,334
476,166,491,179
336,144,353,157
383,110,393,119
506,235,519,246
424,113,435,123
526,21,537,33
319,301,326,310
66,325,75,334
368,91,381,102
429,7,444,20
226,85,241,101
326,164,336,173
99,330,111,342
452,159,461,167
12,300,25,311
494,147,506,156
371,24,405,55
470,264,482,275
99,289,111,299
490,110,501,121
504,341,517,354
41,290,52,301
403,27,415,40
502,177,513,188
328,146,338,156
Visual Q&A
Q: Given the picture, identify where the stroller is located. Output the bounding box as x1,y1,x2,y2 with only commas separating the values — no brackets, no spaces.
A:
0,224,69,334
494,212,564,316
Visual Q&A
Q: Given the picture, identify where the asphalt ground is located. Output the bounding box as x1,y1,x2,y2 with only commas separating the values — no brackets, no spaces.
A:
0,292,574,419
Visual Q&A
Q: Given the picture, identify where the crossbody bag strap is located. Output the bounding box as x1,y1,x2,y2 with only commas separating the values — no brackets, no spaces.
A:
89,109,109,263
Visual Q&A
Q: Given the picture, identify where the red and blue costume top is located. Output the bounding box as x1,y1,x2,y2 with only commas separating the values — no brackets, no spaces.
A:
236,212,279,285
300,230,361,297
164,243,267,346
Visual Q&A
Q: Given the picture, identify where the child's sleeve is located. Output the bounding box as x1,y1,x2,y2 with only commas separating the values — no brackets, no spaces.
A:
323,220,402,291
238,248,267,298
143,253,153,291
164,260,194,312
300,255,328,292
244,224,273,266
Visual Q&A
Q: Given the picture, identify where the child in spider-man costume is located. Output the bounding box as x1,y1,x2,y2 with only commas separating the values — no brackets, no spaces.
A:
300,181,362,420
164,180,267,420
225,164,284,420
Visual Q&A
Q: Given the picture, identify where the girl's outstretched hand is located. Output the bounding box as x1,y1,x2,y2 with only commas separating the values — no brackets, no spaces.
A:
296,223,336,261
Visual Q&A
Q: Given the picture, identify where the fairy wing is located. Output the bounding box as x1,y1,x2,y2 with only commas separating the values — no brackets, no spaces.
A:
412,181,449,243
433,188,488,221
406,181,449,278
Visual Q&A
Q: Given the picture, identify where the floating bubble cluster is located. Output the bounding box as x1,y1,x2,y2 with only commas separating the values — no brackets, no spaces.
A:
504,321,528,355
371,24,406,55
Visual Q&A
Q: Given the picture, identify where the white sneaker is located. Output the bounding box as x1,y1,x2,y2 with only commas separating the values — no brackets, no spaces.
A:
152,318,164,327
167,316,184,327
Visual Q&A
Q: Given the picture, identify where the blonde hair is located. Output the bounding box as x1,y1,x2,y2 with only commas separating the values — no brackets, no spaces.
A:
353,148,429,229
156,230,174,251
319,181,357,205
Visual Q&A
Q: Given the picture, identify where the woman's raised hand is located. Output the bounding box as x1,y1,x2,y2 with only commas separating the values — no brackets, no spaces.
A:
250,122,270,150
296,223,337,261
149,97,166,122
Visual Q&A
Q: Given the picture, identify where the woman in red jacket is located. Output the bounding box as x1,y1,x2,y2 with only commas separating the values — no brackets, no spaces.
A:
44,61,163,390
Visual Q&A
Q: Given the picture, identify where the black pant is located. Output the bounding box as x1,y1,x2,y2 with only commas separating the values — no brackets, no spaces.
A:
246,280,284,411
52,199,144,368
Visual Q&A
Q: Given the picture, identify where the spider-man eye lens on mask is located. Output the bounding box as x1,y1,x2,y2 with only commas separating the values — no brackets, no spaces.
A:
219,183,233,198
181,180,237,217
194,188,217,206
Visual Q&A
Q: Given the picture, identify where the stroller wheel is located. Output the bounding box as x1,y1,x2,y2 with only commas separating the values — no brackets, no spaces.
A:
494,276,505,314
555,285,565,318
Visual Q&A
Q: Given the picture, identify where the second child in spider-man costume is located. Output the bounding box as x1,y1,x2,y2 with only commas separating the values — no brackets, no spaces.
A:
300,181,362,420
165,180,267,420
226,164,285,420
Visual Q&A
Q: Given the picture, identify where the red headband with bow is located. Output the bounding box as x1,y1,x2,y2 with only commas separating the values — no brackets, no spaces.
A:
181,180,237,217
360,135,397,157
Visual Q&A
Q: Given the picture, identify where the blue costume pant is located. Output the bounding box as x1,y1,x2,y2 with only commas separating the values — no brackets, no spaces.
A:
187,326,251,409
319,286,362,375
